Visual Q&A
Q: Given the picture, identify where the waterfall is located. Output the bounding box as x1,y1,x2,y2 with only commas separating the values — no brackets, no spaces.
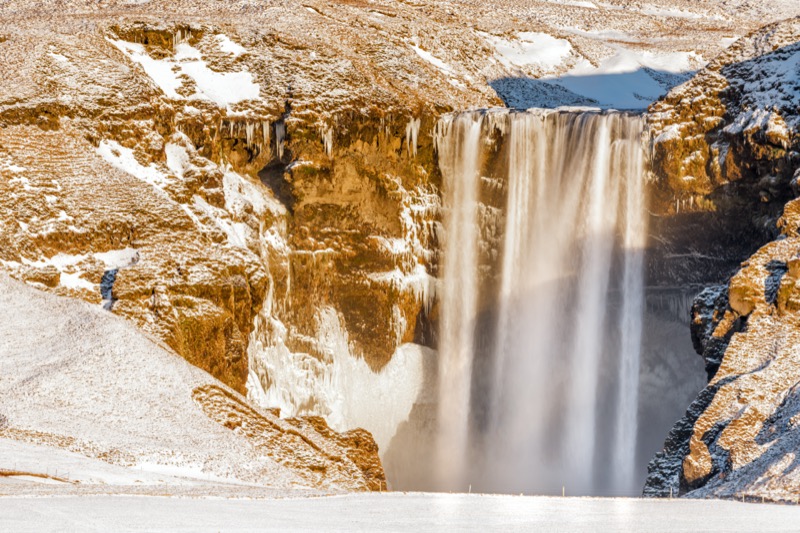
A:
434,114,484,490
434,109,648,495
611,127,647,493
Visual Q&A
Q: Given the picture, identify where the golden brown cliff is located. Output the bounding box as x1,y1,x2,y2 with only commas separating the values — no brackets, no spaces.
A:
644,17,800,501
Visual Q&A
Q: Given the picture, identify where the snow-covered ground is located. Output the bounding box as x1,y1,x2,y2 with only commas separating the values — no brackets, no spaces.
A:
0,274,381,492
479,28,703,109
0,274,288,487
2,493,799,532
0,439,198,486
0,0,789,117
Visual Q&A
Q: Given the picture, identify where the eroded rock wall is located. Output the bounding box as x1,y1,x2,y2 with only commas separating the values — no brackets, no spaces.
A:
646,17,800,287
644,17,800,502
0,20,446,401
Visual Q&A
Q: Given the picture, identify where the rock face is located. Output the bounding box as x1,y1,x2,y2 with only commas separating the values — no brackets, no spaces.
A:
0,5,452,486
193,385,386,491
646,18,800,288
0,18,444,397
644,17,800,502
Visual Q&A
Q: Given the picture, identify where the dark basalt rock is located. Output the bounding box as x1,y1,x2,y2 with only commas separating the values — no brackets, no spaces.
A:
690,285,749,380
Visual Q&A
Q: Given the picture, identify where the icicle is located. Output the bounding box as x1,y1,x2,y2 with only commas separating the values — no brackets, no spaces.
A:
262,121,270,148
320,125,334,158
246,122,255,148
275,122,286,160
406,117,421,157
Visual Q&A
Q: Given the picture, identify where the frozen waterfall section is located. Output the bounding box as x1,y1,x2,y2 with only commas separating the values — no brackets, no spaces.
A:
435,109,647,495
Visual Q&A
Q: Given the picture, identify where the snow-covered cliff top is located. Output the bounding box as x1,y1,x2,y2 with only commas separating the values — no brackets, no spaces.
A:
0,0,798,113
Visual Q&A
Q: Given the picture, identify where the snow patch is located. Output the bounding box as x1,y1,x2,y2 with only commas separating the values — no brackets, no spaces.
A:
59,272,95,291
216,34,246,57
165,142,191,176
110,38,260,108
174,42,202,60
94,248,140,270
547,48,702,109
0,154,27,173
21,253,93,291
180,49,260,107
410,44,454,75
110,40,182,99
654,124,683,144
481,31,572,72
97,140,170,189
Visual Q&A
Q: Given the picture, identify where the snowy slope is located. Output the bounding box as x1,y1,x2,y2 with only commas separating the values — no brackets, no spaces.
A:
0,439,213,486
0,274,380,492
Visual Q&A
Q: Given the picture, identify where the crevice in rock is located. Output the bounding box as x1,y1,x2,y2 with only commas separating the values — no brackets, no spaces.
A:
689,285,750,381
100,269,118,311
258,161,296,212
764,259,789,305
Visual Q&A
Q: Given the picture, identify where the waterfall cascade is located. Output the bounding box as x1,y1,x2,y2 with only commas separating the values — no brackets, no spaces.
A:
434,109,648,495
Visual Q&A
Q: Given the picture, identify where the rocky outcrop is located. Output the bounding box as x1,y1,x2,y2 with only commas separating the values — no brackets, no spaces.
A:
644,17,800,501
648,17,800,207
193,385,386,491
646,17,800,287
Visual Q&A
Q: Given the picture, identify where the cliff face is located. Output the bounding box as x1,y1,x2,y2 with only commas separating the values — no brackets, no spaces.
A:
0,0,781,395
3,0,800,494
0,4,467,486
644,17,800,502
0,20,446,397
646,18,800,288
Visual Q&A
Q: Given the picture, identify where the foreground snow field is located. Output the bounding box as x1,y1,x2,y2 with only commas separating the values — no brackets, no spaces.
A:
2,493,800,532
